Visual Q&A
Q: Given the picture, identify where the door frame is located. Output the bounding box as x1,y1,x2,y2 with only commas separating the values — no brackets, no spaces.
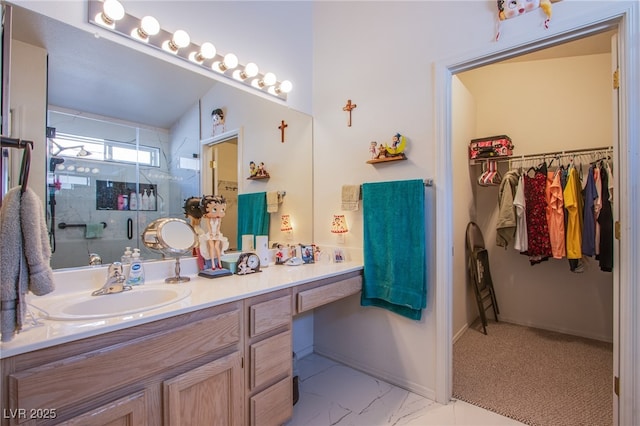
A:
433,4,639,425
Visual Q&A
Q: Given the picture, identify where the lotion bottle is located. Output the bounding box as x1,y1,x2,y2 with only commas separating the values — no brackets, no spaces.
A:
126,248,145,285
148,188,156,211
129,191,138,210
141,189,149,211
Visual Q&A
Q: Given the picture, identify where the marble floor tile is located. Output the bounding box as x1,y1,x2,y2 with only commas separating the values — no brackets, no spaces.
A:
286,354,525,426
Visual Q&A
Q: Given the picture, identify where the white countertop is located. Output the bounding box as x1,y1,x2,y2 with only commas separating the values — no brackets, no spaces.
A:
0,257,363,359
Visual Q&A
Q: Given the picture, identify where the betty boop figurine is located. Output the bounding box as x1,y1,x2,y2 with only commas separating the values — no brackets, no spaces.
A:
200,195,226,269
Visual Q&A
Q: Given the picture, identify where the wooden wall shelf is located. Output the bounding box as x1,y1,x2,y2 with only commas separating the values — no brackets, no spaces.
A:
367,155,407,164
247,176,270,180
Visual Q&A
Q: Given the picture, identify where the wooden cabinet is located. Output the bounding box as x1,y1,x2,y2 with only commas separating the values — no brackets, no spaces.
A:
163,352,243,426
244,289,293,426
1,301,243,426
0,269,363,426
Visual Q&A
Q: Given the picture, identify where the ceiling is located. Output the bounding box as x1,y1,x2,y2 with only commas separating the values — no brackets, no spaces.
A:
10,5,614,130
10,5,218,129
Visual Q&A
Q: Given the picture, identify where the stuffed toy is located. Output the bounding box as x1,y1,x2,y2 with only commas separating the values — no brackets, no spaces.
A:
496,0,553,40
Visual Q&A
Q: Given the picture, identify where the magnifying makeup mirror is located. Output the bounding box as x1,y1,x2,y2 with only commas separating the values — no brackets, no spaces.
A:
142,218,197,283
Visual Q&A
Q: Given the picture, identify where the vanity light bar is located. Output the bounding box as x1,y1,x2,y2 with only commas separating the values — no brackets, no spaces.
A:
88,0,292,100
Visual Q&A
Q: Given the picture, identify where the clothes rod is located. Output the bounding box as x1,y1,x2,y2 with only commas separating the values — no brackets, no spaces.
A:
498,146,613,164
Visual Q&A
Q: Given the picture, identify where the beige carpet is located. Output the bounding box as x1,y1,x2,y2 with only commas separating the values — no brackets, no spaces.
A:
453,320,613,426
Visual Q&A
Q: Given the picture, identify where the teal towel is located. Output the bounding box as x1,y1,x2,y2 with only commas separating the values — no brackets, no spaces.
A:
237,192,270,249
85,223,104,239
361,179,426,320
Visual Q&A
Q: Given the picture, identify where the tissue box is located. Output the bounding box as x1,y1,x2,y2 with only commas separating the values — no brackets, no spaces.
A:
220,253,241,273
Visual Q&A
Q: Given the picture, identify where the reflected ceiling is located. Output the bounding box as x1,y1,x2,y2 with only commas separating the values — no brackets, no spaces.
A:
10,5,217,129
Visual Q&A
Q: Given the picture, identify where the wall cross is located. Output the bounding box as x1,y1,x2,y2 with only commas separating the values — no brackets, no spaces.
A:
342,99,357,127
278,120,288,143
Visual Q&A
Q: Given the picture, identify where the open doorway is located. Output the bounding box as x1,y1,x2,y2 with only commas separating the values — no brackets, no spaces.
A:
433,14,634,424
450,30,617,425
203,135,239,251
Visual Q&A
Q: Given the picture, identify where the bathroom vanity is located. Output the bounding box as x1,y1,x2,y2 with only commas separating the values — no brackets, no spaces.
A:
0,259,363,426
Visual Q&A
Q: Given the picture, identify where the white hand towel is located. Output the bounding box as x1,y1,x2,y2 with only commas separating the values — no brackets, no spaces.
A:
266,191,280,213
341,185,361,211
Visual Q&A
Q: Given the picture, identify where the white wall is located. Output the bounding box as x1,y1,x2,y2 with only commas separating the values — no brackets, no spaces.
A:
455,53,614,342
9,40,47,203
451,76,479,341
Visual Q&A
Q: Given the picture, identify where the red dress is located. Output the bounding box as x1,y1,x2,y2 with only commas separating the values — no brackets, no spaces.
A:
524,171,553,262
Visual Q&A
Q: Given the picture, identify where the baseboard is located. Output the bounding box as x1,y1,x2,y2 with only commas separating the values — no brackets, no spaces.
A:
314,346,436,401
497,316,613,343
294,344,315,360
453,323,470,344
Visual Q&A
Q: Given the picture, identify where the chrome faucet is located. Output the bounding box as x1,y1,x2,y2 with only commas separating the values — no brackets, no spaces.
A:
89,253,102,266
92,262,132,296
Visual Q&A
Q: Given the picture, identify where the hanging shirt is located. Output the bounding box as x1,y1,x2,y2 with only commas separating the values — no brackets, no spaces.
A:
582,167,598,257
548,171,566,259
593,166,602,256
563,167,584,260
524,170,552,261
496,170,520,248
513,174,528,253
598,165,614,272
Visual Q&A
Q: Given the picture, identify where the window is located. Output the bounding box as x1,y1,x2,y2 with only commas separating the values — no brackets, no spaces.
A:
49,133,160,167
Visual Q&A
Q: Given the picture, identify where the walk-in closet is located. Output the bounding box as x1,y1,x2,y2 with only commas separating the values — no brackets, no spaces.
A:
451,30,616,426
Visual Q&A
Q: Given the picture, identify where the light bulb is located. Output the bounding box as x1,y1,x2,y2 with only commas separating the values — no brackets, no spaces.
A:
223,53,238,69
243,62,259,78
214,53,238,72
279,80,293,93
102,0,124,24
164,30,190,52
233,62,259,81
190,42,216,63
173,30,190,48
263,72,277,86
132,16,160,41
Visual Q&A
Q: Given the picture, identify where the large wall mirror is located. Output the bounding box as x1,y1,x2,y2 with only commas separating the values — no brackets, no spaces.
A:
8,3,313,269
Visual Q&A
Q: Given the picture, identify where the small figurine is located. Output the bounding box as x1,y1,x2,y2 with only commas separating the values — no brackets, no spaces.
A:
257,162,269,177
249,161,258,177
200,195,227,270
375,133,407,160
212,108,225,136
369,141,378,159
273,243,288,265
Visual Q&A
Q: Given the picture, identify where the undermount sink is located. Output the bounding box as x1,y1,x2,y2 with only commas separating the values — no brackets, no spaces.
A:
32,286,192,321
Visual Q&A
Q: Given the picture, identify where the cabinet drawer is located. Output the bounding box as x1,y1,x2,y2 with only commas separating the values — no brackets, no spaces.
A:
250,376,292,426
250,330,292,390
297,276,362,313
249,295,291,337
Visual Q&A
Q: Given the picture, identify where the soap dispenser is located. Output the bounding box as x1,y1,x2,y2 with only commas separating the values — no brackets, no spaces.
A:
126,248,145,286
121,247,133,264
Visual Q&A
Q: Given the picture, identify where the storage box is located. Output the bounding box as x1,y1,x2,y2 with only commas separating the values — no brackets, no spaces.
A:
469,135,514,160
